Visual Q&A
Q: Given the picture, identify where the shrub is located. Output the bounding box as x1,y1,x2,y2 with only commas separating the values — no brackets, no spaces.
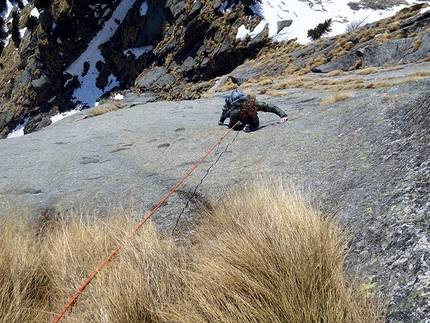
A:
240,0,261,6
11,11,20,45
345,16,368,33
55,9,73,41
26,16,39,31
34,0,52,10
0,17,7,40
307,18,332,41
177,180,386,323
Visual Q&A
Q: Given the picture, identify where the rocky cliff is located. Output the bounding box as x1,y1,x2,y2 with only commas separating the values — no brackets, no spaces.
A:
0,0,430,321
0,0,269,138
1,1,430,138
1,65,429,322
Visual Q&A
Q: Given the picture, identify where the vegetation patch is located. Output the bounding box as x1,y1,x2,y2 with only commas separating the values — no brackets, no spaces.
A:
319,92,354,106
354,67,380,75
0,180,386,322
90,103,125,117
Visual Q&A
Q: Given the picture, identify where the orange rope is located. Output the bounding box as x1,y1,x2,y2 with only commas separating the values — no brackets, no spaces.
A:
53,122,239,323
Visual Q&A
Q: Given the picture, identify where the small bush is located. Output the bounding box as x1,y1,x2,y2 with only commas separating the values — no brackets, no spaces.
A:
240,0,261,7
11,11,20,45
55,9,73,41
345,16,369,33
307,19,332,41
26,16,39,31
34,0,52,10
320,92,354,106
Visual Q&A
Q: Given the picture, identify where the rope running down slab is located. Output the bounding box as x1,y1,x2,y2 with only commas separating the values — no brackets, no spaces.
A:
52,121,239,323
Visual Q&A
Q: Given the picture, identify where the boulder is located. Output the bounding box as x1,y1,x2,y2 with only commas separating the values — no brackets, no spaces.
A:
312,51,360,72
31,74,51,91
362,38,414,66
277,19,293,34
135,66,175,91
180,56,196,73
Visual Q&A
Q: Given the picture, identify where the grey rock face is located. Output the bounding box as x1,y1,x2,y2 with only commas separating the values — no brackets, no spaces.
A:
135,66,175,91
277,19,293,34
1,74,430,321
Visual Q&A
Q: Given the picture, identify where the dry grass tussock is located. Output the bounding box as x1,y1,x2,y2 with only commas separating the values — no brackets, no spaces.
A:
90,103,125,116
0,180,386,323
320,92,355,106
354,67,379,75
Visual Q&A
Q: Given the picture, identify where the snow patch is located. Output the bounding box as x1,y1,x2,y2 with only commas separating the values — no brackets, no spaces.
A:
113,93,124,100
6,117,29,139
236,20,266,40
30,7,40,18
248,0,417,44
65,0,136,108
140,1,148,15
123,45,153,58
50,110,80,124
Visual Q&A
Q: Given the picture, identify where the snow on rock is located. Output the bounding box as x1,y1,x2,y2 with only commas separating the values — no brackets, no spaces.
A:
247,0,419,44
6,118,29,138
123,45,153,58
64,0,136,108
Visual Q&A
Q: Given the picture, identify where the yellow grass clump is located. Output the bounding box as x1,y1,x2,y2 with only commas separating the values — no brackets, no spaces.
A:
327,69,348,77
413,39,423,52
0,180,386,323
407,70,430,77
90,103,125,116
320,92,354,106
366,80,391,89
354,67,379,75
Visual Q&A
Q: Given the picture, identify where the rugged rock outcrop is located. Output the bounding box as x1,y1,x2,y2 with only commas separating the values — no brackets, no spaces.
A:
313,6,430,72
1,71,429,322
0,0,268,138
0,1,430,140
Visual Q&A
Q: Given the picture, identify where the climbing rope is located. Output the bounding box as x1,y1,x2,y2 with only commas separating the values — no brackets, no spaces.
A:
172,129,240,236
52,121,239,323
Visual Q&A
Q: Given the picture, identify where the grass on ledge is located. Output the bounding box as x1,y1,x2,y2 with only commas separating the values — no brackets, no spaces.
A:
0,180,386,323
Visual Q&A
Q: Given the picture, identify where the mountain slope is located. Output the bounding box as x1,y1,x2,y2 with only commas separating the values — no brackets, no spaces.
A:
1,0,430,138
1,68,429,322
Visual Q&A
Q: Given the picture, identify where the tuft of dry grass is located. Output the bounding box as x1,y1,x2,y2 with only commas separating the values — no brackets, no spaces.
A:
91,103,125,116
320,92,354,106
413,39,423,52
0,180,386,323
365,80,391,89
0,206,52,322
407,70,430,77
354,67,379,75
173,180,386,323
327,69,348,77
381,65,404,72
